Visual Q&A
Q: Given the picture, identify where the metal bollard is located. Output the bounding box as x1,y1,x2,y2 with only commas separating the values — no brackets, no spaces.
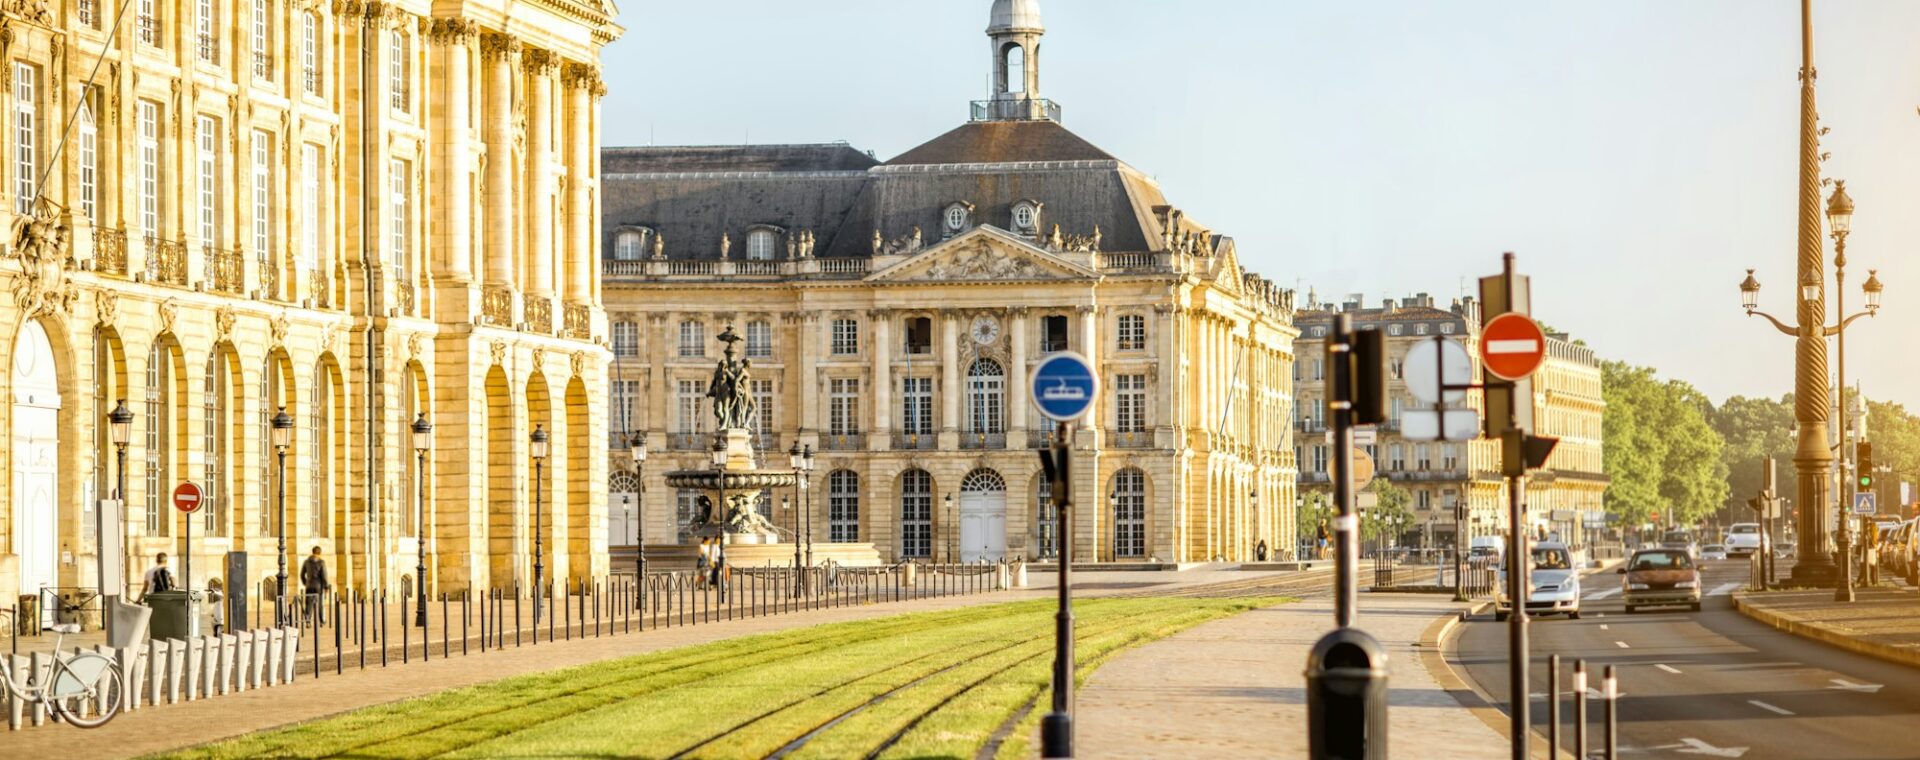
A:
1574,659,1589,760
1306,629,1390,759
1603,665,1618,760
1548,655,1560,754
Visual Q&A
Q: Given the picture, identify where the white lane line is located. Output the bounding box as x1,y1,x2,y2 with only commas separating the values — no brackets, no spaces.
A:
1749,700,1795,716
1655,664,1683,675
1615,641,1631,649
1709,582,1744,597
1586,587,1622,600
1599,624,1610,631
1830,679,1885,693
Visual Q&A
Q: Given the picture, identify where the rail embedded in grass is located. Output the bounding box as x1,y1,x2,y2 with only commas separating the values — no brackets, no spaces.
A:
150,597,1291,760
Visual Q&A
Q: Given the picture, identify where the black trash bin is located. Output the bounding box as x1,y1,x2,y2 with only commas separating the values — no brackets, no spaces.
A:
1305,627,1390,760
146,590,202,641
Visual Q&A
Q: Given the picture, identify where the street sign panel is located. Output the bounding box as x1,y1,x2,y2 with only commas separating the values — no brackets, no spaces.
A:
1404,336,1473,404
1481,313,1548,381
1351,447,1375,491
1324,428,1378,446
1853,492,1877,516
1402,409,1480,442
1030,352,1099,422
172,481,205,513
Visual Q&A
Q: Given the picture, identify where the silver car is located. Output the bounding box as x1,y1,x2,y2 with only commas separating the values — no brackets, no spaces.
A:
1495,542,1581,620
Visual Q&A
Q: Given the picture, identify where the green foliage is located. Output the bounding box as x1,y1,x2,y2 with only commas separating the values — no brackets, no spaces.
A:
1297,490,1330,539
1363,478,1415,541
1601,361,1729,528
1709,394,1796,516
1867,399,1920,499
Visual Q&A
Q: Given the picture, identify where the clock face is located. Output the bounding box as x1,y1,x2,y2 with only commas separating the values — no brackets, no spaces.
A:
970,315,1000,345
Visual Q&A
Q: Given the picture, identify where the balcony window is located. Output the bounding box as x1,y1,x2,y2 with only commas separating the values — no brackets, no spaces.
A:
611,321,639,357
1041,315,1068,353
678,321,704,358
1117,314,1146,351
746,320,772,358
830,318,859,356
904,317,932,354
746,229,777,261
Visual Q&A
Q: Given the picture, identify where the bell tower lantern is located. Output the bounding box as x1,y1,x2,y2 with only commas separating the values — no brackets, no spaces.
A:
979,0,1060,122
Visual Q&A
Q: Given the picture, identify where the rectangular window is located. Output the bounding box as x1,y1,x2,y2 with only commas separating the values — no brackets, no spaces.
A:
751,379,774,441
138,0,160,46
828,471,859,543
901,377,933,436
904,317,932,354
300,143,321,271
1416,490,1433,511
829,378,859,435
1117,314,1146,351
1113,470,1146,558
13,63,34,215
745,321,772,358
1115,374,1147,433
252,131,274,260
79,0,96,26
609,380,638,438
1442,444,1459,471
144,346,168,536
611,321,639,357
196,115,219,246
196,0,217,62
900,470,931,559
138,101,160,239
678,321,704,357
388,30,409,113
830,318,859,355
78,102,97,223
1041,315,1069,352
251,0,271,79
1389,443,1405,471
302,13,321,94
1311,445,1328,473
1416,443,1432,471
389,158,409,274
675,380,704,435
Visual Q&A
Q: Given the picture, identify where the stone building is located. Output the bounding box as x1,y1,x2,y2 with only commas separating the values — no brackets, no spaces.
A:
602,0,1301,565
0,0,621,623
1293,294,1607,548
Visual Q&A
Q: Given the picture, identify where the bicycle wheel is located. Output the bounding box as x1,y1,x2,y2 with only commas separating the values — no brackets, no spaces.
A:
48,652,123,729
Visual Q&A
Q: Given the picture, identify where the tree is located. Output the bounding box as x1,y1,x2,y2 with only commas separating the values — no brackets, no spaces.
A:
1297,490,1330,541
1867,399,1920,507
1362,478,1414,543
1709,394,1795,523
1602,361,1730,529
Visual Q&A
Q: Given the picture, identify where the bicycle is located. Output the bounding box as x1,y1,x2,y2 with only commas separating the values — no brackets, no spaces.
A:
0,610,125,728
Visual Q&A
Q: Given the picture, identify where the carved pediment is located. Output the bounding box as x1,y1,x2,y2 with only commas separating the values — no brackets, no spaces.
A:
867,227,1097,285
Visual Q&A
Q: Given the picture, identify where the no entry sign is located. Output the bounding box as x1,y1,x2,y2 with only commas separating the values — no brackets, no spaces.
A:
172,481,205,513
1480,313,1547,381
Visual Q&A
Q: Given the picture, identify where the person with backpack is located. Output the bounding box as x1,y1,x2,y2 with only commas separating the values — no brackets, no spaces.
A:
300,546,331,625
139,552,174,603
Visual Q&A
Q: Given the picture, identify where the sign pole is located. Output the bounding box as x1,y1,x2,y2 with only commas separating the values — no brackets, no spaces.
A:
1030,351,1098,760
1330,314,1358,628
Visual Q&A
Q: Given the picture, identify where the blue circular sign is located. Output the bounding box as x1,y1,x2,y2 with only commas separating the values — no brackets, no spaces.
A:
1029,352,1100,422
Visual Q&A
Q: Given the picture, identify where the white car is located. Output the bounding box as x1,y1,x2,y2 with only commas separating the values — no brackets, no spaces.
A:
1725,523,1766,557
1496,542,1581,621
1700,544,1728,561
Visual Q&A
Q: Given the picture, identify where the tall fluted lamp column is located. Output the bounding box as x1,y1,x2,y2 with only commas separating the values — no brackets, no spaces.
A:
531,425,550,624
412,414,432,627
270,407,294,626
107,399,134,644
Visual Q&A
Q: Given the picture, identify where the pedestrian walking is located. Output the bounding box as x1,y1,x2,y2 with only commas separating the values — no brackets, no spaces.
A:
139,552,174,603
1316,521,1330,560
300,546,331,625
695,537,713,589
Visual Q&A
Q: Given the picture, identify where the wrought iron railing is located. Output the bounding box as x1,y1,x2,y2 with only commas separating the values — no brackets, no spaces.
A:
253,53,274,80
303,68,322,95
667,433,706,451
1027,429,1058,449
1107,430,1152,449
209,246,244,294
258,250,280,300
959,432,1006,450
481,285,514,326
525,296,553,334
892,433,936,451
96,228,128,276
820,433,864,452
564,303,591,339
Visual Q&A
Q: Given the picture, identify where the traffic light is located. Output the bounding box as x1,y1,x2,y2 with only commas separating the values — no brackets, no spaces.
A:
1856,442,1874,490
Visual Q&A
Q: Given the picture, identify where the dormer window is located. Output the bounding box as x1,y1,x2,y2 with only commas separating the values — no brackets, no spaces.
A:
746,227,780,261
613,227,653,260
944,203,973,234
1012,200,1041,234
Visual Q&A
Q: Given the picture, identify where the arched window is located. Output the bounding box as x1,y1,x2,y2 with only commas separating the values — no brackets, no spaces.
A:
1113,469,1147,558
828,470,859,542
1033,472,1057,560
203,353,230,536
944,203,971,234
310,362,331,536
1004,44,1026,94
967,358,1004,435
746,229,777,261
614,230,645,260
145,343,172,536
962,468,1006,494
899,469,932,558
609,470,641,547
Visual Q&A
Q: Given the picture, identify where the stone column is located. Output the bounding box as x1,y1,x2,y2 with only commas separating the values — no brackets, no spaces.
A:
940,311,961,446
798,314,820,440
869,311,892,448
1008,308,1029,436
1078,305,1100,433
432,20,476,281
524,49,557,297
561,62,597,305
479,32,518,288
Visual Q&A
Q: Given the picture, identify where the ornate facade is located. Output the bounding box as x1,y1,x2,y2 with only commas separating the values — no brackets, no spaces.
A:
601,1,1301,565
0,0,622,621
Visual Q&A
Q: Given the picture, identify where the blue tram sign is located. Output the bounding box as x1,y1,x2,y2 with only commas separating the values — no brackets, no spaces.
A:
1030,352,1099,423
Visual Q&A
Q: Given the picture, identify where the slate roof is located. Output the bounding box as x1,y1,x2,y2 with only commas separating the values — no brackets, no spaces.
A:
885,121,1114,166
603,143,879,174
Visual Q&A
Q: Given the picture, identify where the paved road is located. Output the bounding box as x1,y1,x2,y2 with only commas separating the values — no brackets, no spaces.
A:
1451,558,1920,759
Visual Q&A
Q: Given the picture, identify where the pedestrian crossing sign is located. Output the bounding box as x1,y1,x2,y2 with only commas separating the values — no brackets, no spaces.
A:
1853,492,1877,515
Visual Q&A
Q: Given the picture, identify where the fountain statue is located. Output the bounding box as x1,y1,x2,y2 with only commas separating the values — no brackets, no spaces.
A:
664,325,797,545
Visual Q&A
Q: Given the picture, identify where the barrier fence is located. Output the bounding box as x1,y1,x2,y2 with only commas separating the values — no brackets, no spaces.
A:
1368,551,1496,597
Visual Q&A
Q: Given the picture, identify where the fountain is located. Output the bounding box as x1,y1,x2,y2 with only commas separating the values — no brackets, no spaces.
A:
664,325,796,545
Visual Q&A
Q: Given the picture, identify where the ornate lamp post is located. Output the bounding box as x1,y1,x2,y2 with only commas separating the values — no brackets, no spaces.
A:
1740,180,1882,598
945,493,956,562
788,442,805,579
107,399,133,640
530,424,549,622
631,432,647,581
802,445,816,569
412,414,432,627
270,406,294,626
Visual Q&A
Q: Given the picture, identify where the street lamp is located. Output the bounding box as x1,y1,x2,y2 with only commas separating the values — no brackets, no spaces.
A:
945,493,956,562
270,406,293,626
800,445,816,574
530,424,549,623
107,399,133,641
411,413,431,627
709,435,727,467
1739,179,1885,596
630,432,647,582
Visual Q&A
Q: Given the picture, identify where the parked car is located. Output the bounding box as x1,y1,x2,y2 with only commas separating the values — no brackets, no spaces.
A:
1496,542,1581,621
1725,523,1767,557
1700,544,1728,561
1619,548,1701,613
1774,540,1797,559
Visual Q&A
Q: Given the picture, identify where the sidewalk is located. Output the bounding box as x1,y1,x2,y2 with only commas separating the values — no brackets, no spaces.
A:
1733,586,1920,668
1074,593,1507,759
0,567,1312,758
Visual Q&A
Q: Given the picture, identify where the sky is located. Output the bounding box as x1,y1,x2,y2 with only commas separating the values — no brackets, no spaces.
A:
603,1,1920,410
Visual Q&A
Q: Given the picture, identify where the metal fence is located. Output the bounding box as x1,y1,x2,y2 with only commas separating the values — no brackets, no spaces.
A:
1369,551,1496,597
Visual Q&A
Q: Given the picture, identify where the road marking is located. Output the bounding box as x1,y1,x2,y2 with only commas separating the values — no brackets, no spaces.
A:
1655,664,1683,675
1599,624,1610,630
1748,700,1794,716
1675,737,1750,757
1615,640,1631,649
1830,678,1885,693
1587,587,1622,600
1708,582,1743,597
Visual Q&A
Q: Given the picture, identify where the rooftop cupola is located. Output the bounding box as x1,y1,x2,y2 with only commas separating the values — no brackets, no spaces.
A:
977,0,1061,122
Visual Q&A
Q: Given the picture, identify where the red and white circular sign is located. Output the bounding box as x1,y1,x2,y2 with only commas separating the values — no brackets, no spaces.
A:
172,481,205,513
1480,313,1547,381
